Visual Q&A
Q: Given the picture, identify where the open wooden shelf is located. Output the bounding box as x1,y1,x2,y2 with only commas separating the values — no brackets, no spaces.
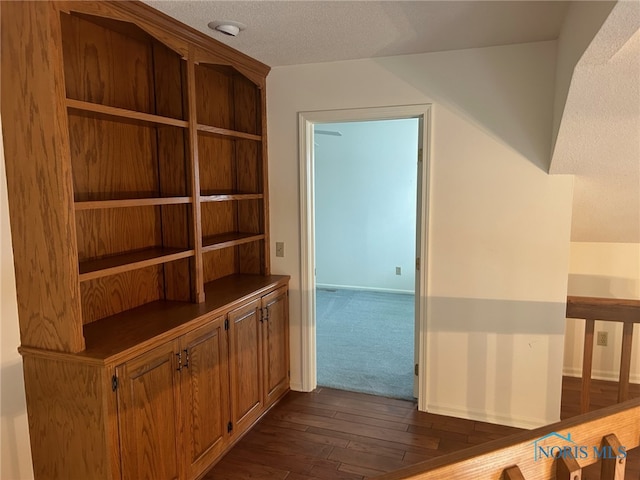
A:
200,192,263,203
78,274,289,363
202,232,265,252
197,124,261,141
79,247,194,281
75,197,192,211
67,98,188,128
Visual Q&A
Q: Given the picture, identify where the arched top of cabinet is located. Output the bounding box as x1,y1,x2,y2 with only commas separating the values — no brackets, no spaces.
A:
57,1,270,82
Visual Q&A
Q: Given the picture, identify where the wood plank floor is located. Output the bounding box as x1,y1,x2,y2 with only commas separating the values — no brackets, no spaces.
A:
203,378,640,479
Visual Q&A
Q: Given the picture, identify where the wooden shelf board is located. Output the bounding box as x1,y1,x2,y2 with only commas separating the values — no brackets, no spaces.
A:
79,247,194,282
197,124,261,141
75,197,192,210
200,193,263,203
77,274,290,364
202,233,265,252
67,98,188,128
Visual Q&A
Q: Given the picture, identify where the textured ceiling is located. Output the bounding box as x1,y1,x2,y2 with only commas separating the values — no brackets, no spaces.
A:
146,0,639,244
144,1,569,66
551,1,640,243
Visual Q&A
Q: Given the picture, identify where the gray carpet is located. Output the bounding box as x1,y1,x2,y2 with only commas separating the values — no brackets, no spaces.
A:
316,288,415,400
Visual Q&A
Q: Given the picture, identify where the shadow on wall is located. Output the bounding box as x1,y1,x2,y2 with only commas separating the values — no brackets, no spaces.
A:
374,41,557,172
425,297,566,428
568,274,640,299
1,360,31,480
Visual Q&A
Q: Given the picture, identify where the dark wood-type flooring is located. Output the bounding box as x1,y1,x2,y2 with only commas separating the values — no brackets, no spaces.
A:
204,377,640,479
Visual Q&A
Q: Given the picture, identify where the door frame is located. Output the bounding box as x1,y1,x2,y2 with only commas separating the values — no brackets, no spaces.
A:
298,105,432,411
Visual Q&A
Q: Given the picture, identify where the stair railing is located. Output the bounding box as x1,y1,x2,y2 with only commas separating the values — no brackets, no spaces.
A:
566,296,640,414
375,397,640,479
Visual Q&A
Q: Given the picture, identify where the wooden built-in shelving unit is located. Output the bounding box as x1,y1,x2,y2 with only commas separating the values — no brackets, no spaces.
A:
1,2,288,479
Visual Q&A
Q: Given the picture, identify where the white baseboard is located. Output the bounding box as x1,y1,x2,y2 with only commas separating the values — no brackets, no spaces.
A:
316,283,414,295
563,367,640,384
426,403,555,430
289,381,311,393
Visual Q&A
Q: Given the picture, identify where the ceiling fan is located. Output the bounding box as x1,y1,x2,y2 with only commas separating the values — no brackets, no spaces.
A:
315,129,342,137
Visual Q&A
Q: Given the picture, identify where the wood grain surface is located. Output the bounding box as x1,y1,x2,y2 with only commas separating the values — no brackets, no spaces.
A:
75,206,162,261
201,201,236,238
239,240,265,275
185,53,205,303
22,355,112,478
566,296,640,323
228,298,264,435
195,63,234,130
180,318,230,479
5,2,278,479
116,341,181,480
198,134,235,193
1,0,84,351
236,139,262,193
203,248,238,284
68,114,161,199
81,265,164,324
233,73,261,135
79,275,289,363
61,11,155,113
205,380,640,480
262,287,290,408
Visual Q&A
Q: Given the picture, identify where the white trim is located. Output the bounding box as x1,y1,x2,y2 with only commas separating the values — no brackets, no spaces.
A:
316,283,414,295
563,368,640,384
298,104,432,406
298,113,317,392
417,107,432,412
289,381,305,392
426,403,554,430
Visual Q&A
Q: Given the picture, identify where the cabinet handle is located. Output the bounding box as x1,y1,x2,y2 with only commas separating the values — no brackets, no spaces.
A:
176,352,182,371
183,349,189,369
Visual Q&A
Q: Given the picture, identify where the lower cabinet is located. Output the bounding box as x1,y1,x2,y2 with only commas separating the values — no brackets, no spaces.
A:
114,286,288,480
262,286,290,408
180,318,230,479
116,342,182,480
228,298,264,435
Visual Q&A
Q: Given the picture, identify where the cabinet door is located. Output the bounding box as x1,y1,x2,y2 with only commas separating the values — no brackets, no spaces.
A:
180,317,230,479
228,298,263,434
262,286,290,407
116,342,181,480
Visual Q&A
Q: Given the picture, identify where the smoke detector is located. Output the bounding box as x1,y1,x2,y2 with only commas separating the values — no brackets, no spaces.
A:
207,21,246,37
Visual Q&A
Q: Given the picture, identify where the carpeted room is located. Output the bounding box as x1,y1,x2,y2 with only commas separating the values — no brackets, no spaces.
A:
314,119,420,401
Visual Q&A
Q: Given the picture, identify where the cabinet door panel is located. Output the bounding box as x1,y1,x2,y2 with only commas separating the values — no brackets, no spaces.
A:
116,342,180,480
228,298,263,433
262,287,290,406
180,317,230,478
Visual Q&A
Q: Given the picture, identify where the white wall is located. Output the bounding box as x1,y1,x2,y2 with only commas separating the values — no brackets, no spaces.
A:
315,119,418,293
564,242,640,383
0,116,34,479
267,41,574,428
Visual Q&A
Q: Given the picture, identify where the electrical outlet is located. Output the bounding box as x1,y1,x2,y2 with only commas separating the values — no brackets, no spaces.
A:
275,242,284,258
396,266,401,275
597,331,608,346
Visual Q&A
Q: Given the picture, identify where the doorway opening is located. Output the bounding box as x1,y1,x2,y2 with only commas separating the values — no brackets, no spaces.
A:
314,119,419,400
298,105,431,410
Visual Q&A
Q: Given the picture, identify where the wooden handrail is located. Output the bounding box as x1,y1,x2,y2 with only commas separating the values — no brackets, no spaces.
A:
375,397,640,480
565,296,640,412
566,296,640,323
